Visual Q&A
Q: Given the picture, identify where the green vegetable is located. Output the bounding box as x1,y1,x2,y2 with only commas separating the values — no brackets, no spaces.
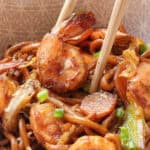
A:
53,108,64,118
139,44,147,54
37,88,49,103
116,107,125,118
120,127,129,144
119,102,145,150
128,141,136,150
139,43,150,54
93,51,100,58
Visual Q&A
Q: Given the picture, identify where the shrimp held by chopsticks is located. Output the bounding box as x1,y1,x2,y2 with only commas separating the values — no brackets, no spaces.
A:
37,34,87,93
37,12,96,93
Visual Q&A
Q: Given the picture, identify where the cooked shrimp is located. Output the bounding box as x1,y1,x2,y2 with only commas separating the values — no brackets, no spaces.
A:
105,133,121,150
128,61,150,119
69,136,116,150
30,103,75,148
59,12,96,39
65,28,93,45
79,50,96,71
30,103,64,145
37,34,87,93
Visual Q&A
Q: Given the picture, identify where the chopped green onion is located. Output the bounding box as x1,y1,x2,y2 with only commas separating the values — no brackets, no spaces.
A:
139,43,150,54
119,102,145,150
116,107,125,118
139,44,147,54
37,88,49,103
128,141,136,150
53,108,64,118
93,51,100,58
120,127,129,144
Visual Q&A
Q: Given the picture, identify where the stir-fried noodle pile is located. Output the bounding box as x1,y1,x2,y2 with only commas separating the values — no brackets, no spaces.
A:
0,12,150,150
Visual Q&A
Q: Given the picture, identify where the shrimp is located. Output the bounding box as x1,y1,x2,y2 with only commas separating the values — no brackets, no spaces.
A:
37,34,87,93
128,61,150,106
58,12,96,39
69,136,116,150
37,12,96,93
128,61,150,120
30,103,63,145
30,103,75,148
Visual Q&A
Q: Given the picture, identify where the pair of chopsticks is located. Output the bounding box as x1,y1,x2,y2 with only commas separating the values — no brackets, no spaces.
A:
55,0,128,93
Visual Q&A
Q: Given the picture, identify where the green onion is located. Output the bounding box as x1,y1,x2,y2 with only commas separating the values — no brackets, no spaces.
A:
119,101,145,150
120,127,129,144
128,141,136,150
93,51,100,58
139,43,150,54
53,108,64,118
116,107,125,118
139,44,147,54
37,88,49,103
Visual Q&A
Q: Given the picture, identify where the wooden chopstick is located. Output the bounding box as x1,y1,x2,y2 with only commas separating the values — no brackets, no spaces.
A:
90,0,128,93
52,0,77,33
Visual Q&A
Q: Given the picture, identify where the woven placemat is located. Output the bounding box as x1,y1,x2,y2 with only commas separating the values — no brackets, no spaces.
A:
0,0,149,56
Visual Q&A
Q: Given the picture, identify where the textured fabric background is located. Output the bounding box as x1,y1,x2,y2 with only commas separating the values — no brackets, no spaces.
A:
0,0,149,56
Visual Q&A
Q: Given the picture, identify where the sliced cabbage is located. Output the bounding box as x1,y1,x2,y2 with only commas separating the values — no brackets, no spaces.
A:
3,78,40,132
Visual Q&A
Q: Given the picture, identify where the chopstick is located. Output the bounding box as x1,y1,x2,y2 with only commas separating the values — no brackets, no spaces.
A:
52,0,77,33
90,0,128,93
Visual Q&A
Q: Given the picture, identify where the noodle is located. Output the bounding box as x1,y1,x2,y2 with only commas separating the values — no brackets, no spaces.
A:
100,68,115,91
102,111,116,129
5,41,32,57
19,119,30,149
83,127,95,135
0,11,149,150
64,114,108,135
4,132,19,150
48,97,108,135
0,139,9,146
21,42,40,53
90,39,103,53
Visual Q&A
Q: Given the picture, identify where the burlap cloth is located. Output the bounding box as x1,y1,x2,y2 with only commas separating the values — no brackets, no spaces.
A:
0,0,149,56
